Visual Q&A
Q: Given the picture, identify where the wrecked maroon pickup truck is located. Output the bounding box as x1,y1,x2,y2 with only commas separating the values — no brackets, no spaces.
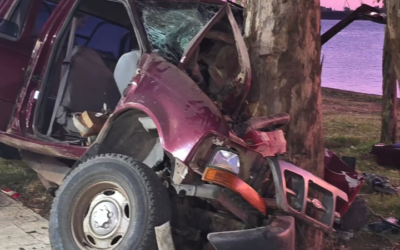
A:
0,0,386,249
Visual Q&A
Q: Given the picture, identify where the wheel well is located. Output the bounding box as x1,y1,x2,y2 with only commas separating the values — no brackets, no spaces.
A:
96,109,164,168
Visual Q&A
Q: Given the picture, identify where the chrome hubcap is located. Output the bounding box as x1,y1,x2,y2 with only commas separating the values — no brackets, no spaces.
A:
90,201,119,235
81,190,130,249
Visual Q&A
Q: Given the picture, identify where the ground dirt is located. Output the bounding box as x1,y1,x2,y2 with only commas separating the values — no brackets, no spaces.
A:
0,87,399,248
0,158,53,219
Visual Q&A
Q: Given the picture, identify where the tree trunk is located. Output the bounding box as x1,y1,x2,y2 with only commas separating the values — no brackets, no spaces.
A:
386,1,400,83
244,1,324,250
381,25,397,144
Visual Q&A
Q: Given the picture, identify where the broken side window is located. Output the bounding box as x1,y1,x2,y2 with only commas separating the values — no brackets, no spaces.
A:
136,0,221,64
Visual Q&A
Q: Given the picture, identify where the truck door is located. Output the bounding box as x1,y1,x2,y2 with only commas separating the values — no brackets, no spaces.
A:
0,0,43,131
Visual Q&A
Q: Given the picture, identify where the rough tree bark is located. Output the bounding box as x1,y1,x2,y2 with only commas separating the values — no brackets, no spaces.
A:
380,25,397,144
244,1,324,250
386,1,400,85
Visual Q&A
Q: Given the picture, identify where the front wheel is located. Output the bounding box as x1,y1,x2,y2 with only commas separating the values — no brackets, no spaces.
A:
49,154,171,250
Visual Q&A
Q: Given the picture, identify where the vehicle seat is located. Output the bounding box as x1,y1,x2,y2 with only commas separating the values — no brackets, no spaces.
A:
113,50,141,95
96,50,118,72
61,46,121,113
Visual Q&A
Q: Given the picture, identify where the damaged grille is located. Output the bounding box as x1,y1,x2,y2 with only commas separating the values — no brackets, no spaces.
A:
268,158,348,233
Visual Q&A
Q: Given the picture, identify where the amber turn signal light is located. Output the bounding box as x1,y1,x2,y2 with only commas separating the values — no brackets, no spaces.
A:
202,167,266,215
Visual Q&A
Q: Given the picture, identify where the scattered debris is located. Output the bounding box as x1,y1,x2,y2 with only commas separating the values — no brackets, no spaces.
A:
73,111,107,138
340,197,369,231
368,219,399,234
362,173,399,195
324,149,363,216
0,188,21,199
337,230,354,241
326,149,400,196
325,148,400,242
367,207,400,231
367,217,400,239
371,143,400,168
335,206,400,245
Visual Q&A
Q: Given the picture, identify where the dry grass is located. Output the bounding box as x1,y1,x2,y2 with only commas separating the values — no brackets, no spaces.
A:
322,88,400,249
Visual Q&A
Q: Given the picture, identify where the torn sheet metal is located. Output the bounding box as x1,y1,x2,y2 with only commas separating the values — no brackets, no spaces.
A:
324,150,363,216
343,172,361,188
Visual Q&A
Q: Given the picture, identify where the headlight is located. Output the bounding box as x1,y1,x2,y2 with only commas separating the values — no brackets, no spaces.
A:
209,149,240,175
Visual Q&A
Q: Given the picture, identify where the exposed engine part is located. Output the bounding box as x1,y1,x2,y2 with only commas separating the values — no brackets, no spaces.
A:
172,184,221,199
172,184,263,227
185,208,245,233
170,201,245,248
172,159,189,184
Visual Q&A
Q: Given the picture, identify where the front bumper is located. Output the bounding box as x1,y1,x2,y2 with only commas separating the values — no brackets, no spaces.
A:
208,216,295,250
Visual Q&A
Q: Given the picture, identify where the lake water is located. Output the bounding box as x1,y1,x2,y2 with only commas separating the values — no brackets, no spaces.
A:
321,20,385,95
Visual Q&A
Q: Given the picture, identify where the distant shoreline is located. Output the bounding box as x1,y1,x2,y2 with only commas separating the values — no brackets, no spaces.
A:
322,87,382,99
321,11,349,20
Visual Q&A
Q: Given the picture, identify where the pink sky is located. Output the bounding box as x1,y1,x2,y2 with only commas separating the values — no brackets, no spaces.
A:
321,0,382,10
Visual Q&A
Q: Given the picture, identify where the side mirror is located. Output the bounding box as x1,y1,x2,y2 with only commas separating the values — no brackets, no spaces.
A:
356,4,387,24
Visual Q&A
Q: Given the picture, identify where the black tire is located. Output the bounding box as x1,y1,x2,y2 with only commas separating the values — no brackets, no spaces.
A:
49,154,171,250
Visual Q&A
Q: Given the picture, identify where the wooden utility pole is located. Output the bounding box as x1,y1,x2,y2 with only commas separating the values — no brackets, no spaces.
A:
244,1,324,249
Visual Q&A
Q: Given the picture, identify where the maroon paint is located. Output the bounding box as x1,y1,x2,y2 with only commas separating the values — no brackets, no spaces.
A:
0,0,42,131
0,0,242,159
0,0,359,218
0,130,87,159
115,52,230,162
324,150,363,216
0,0,84,158
0,101,14,131
18,0,79,134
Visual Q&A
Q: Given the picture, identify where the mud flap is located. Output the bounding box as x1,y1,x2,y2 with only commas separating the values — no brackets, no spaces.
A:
155,221,176,250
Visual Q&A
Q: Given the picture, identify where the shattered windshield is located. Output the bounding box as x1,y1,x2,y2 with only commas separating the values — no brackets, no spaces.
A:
136,1,221,64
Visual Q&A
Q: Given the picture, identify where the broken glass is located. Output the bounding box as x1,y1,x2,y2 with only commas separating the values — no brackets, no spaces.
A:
136,1,221,64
